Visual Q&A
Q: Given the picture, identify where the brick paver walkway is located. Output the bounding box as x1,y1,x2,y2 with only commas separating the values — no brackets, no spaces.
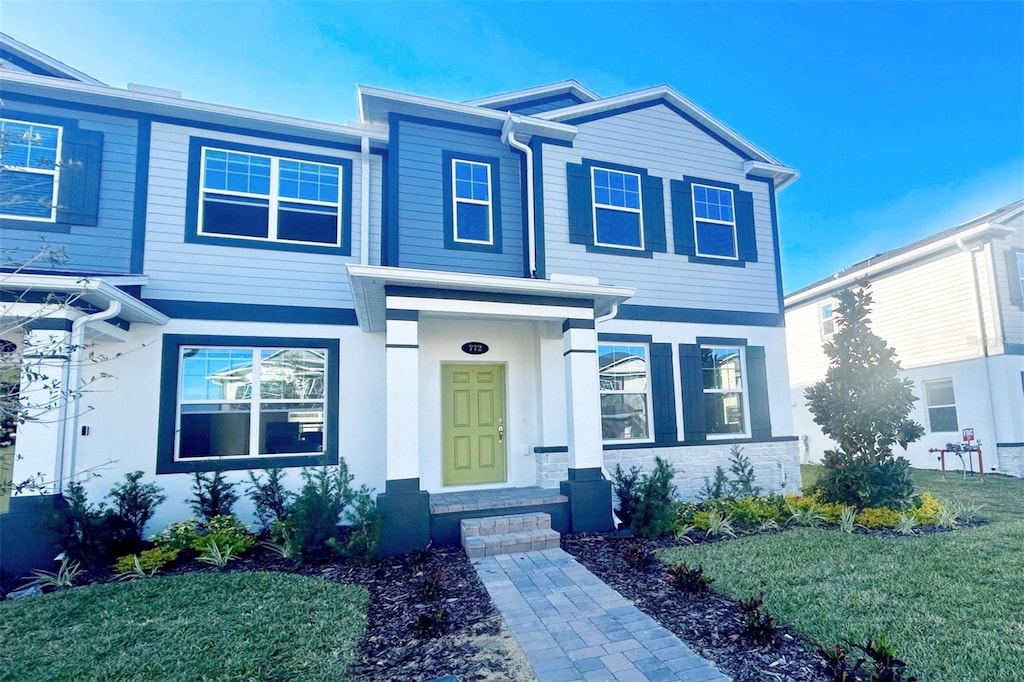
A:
473,548,731,681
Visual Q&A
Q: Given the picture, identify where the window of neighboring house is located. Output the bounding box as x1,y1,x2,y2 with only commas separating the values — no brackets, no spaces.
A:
924,379,959,433
452,159,493,244
592,167,644,249
820,301,836,337
598,343,652,440
176,346,327,461
0,118,62,222
701,346,746,435
199,147,342,246
692,184,737,259
1017,252,1024,300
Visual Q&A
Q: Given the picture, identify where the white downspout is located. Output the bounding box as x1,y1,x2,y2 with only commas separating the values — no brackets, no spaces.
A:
360,136,371,265
502,118,537,278
59,300,121,493
957,238,997,466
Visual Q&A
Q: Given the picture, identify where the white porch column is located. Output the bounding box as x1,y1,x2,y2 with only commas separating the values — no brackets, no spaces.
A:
562,322,603,470
385,314,420,482
11,325,73,496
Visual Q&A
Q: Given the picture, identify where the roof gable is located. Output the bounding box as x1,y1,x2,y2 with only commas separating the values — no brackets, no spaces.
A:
465,80,599,114
0,32,103,85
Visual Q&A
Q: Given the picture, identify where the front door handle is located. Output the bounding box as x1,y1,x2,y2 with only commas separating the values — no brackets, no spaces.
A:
498,425,504,443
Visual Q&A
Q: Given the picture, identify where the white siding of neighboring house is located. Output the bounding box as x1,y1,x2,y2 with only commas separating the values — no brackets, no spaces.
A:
143,122,383,309
991,211,1024,349
541,103,781,313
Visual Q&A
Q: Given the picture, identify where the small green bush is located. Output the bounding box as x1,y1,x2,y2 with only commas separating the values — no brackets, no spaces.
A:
341,486,381,563
291,462,354,562
48,482,132,568
114,546,180,574
632,457,677,539
245,468,292,532
196,515,255,555
153,518,200,553
722,496,784,525
815,451,915,510
106,472,166,549
611,464,642,529
855,506,902,529
188,471,239,524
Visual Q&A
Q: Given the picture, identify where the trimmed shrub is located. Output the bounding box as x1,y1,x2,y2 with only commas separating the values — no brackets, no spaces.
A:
48,482,132,568
245,468,292,532
197,514,255,555
912,492,943,526
855,507,902,529
188,471,239,524
106,471,166,548
153,518,200,553
114,546,180,574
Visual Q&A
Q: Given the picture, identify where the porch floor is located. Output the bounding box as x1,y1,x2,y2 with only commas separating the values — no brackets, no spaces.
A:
430,486,568,515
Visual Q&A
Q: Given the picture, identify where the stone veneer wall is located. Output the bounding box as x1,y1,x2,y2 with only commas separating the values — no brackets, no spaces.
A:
536,440,802,499
997,446,1024,478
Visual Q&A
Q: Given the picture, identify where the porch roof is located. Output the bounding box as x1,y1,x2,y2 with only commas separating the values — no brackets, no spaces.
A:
0,273,169,325
345,265,635,332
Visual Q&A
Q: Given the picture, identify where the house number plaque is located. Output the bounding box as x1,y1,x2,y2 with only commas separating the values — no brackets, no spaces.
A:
461,342,489,355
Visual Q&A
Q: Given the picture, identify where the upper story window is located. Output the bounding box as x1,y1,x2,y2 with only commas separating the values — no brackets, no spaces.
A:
820,302,836,337
199,147,343,247
452,159,493,245
692,184,736,259
176,346,327,461
592,167,643,249
924,379,958,433
701,346,746,435
0,118,62,222
598,343,652,441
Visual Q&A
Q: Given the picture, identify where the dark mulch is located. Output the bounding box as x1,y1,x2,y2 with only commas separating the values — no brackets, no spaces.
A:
563,532,833,682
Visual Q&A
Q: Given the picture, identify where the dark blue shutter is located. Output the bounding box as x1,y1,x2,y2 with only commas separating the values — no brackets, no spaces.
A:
746,345,772,439
1006,250,1023,307
650,343,677,444
678,343,706,442
56,128,103,226
670,178,695,256
642,175,666,252
566,162,592,245
735,189,758,263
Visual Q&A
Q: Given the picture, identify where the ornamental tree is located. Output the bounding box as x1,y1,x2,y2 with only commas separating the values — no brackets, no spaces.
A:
805,283,924,507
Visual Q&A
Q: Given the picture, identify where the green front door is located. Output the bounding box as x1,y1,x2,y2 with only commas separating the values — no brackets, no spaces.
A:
442,364,507,486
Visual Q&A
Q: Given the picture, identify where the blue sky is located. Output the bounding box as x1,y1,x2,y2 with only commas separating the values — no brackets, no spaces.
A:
4,1,1021,291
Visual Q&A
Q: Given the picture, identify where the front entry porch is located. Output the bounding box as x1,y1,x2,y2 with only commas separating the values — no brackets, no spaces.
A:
429,485,569,547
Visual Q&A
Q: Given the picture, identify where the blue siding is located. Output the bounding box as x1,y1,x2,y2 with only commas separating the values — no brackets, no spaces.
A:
501,93,586,116
0,100,139,274
395,118,524,277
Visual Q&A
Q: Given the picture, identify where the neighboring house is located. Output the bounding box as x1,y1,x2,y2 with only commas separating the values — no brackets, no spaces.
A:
785,201,1024,477
0,33,802,564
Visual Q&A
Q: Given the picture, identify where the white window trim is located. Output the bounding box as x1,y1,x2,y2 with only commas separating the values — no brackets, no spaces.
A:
0,117,62,223
197,146,343,248
923,378,958,434
692,183,738,260
820,301,836,338
591,166,645,251
1016,252,1024,300
599,342,655,444
174,346,328,462
451,158,494,245
701,345,750,439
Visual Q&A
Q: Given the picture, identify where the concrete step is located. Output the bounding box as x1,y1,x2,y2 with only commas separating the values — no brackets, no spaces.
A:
461,513,560,557
463,528,561,558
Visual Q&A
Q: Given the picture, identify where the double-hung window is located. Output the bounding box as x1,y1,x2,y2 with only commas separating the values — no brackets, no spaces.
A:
820,302,836,337
176,346,327,461
701,346,746,435
452,159,493,244
692,184,737,259
0,118,62,222
598,343,652,440
924,379,958,433
592,167,643,249
199,147,343,246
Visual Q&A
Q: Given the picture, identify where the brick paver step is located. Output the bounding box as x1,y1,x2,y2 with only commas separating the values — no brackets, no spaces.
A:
463,527,561,558
461,512,552,540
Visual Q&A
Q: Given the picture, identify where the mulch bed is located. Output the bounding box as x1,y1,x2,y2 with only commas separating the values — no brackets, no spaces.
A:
562,532,832,682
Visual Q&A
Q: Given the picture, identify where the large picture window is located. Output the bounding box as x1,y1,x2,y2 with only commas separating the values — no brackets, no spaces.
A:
701,346,746,435
924,379,958,433
598,343,652,440
176,346,327,461
0,118,62,222
692,184,737,259
592,167,644,249
199,147,343,247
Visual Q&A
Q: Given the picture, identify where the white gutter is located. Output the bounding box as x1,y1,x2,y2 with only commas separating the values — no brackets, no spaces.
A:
957,238,998,455
501,116,537,278
360,136,371,265
595,301,620,324
785,222,1014,308
58,301,121,493
1,274,168,325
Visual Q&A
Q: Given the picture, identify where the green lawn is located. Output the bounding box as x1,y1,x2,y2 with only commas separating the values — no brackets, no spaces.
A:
662,467,1024,682
0,571,369,682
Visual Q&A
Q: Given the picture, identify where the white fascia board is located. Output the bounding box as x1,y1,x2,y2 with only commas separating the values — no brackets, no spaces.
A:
358,85,578,141
0,273,168,325
540,85,784,166
346,264,634,332
0,71,387,147
784,222,1015,309
464,80,599,107
0,32,105,85
744,160,801,191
